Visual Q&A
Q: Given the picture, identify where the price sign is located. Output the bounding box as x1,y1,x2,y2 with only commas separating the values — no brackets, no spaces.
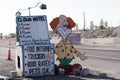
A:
23,44,54,77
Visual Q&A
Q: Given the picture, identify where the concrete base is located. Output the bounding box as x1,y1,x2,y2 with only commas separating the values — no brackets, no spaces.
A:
81,68,90,77
0,75,13,80
10,70,17,78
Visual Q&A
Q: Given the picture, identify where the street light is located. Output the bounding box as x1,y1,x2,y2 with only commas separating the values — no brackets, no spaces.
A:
16,2,47,16
15,10,22,16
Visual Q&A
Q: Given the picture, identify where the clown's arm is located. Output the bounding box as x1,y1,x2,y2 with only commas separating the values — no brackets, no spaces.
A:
72,46,87,61
55,42,60,61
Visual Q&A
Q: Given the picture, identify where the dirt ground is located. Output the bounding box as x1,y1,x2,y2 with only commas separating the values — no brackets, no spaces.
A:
80,26,120,38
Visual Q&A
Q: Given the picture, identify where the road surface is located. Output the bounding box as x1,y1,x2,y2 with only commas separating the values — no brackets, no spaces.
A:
74,45,120,79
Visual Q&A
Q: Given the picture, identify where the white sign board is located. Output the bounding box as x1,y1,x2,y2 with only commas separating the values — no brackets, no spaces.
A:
23,44,54,77
16,15,50,45
68,33,81,44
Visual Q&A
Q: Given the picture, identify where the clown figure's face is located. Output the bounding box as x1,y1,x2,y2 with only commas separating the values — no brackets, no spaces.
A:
56,15,72,41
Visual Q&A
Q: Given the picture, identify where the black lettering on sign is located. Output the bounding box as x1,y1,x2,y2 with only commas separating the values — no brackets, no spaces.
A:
17,17,32,22
26,46,35,52
36,46,51,52
21,23,30,26
28,54,45,59
22,26,30,30
42,68,49,73
22,35,32,38
25,31,31,34
36,46,42,52
27,61,37,67
21,30,25,34
29,68,41,75
33,16,46,21
38,60,51,67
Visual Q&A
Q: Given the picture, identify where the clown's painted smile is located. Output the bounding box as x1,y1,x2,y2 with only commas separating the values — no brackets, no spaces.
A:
57,27,71,41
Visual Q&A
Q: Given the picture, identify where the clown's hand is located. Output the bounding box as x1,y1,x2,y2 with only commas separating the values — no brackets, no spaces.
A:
79,52,87,61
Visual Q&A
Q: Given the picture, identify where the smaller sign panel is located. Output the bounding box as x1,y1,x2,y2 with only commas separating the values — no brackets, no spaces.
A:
23,44,54,77
68,33,81,44
16,15,50,45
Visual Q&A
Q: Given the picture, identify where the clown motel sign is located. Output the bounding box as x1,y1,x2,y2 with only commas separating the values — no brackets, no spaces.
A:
16,15,50,45
23,44,54,77
16,15,55,77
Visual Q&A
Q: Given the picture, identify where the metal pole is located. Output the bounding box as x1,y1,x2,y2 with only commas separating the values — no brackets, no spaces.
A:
83,12,85,31
16,2,46,16
28,7,31,16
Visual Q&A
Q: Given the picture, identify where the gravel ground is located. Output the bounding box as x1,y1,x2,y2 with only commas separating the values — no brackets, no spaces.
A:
0,56,119,80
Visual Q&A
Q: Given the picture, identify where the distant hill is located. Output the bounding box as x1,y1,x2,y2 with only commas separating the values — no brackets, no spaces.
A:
80,26,120,38
49,26,120,39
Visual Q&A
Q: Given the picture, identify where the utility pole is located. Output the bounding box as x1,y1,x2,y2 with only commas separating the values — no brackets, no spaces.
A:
83,12,86,31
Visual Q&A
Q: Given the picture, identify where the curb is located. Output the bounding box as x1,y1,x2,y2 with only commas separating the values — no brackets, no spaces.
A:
0,75,13,80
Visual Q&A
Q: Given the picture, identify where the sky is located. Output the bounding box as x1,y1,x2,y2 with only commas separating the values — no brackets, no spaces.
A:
0,0,120,35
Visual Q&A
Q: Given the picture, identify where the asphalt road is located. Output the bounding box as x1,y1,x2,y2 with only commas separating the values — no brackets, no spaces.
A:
75,46,120,61
74,45,120,79
0,39,120,79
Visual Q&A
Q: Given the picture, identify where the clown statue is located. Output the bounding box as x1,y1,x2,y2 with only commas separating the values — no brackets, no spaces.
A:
50,15,87,75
